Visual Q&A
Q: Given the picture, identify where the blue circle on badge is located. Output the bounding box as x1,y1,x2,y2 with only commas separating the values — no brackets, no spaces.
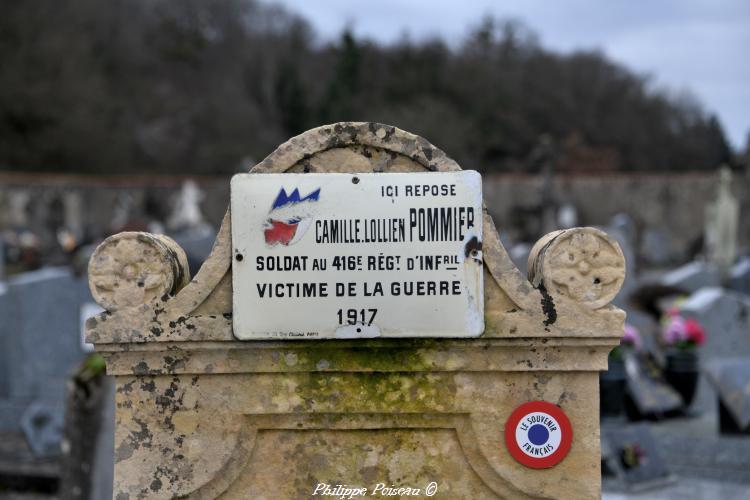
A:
528,424,549,445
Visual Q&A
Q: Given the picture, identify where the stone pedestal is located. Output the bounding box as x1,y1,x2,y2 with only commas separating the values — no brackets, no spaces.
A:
86,123,625,499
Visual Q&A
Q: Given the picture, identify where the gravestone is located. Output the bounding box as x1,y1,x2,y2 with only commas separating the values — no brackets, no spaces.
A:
605,213,637,308
679,287,750,412
704,359,750,434
680,287,750,360
86,123,626,499
728,257,750,295
640,228,673,266
0,267,92,438
601,423,673,491
623,352,683,418
660,261,721,293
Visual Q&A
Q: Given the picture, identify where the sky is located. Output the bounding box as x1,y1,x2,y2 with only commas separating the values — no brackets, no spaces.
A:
275,0,750,151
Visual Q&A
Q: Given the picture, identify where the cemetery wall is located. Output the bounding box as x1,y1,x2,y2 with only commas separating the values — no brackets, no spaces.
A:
485,171,750,260
1,171,747,261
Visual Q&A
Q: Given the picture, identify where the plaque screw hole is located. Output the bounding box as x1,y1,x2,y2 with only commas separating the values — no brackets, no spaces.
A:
593,277,601,284
352,176,360,184
356,327,362,333
235,253,244,262
470,250,479,258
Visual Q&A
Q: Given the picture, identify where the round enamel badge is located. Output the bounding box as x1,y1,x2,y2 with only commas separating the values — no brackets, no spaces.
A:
504,401,572,469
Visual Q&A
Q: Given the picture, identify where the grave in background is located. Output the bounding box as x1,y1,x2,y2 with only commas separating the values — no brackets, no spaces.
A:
0,267,91,436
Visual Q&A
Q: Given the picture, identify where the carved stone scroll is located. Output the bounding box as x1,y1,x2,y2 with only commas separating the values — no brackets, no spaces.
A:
88,232,189,312
527,227,626,309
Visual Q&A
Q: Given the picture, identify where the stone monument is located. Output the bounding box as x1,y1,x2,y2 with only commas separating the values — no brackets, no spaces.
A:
704,166,738,278
86,123,626,499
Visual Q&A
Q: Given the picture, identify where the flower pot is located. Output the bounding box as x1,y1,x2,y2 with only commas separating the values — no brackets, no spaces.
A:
600,358,626,417
664,350,699,408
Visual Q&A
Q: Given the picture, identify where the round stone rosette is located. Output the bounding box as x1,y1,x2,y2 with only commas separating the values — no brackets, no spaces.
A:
504,401,572,469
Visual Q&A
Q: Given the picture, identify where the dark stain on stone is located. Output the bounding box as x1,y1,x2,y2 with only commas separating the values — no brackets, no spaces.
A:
131,417,153,449
115,493,129,500
464,236,482,258
150,327,162,337
539,284,557,326
382,126,395,141
150,478,162,492
156,398,172,416
140,379,156,393
115,441,134,462
118,380,135,394
134,361,150,375
153,306,165,321
164,356,186,372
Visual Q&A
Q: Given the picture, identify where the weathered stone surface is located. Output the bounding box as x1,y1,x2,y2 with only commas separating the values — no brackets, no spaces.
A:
528,227,626,310
88,232,189,312
87,123,626,499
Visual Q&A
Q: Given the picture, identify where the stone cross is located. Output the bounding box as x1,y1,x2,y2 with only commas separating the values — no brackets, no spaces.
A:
86,123,625,499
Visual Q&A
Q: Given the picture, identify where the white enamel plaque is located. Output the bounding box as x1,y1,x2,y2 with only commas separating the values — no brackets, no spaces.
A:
230,171,484,339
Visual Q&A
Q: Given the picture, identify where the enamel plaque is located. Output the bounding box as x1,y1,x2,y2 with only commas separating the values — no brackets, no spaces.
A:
230,171,484,339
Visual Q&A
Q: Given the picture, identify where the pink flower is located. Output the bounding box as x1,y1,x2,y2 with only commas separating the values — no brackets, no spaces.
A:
663,316,687,345
622,324,642,348
684,319,706,346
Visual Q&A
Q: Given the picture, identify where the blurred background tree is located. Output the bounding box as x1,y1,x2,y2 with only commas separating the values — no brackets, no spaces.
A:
0,1,735,174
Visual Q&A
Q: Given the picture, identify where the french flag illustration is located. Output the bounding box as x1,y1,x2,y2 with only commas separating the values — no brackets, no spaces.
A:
264,187,321,246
